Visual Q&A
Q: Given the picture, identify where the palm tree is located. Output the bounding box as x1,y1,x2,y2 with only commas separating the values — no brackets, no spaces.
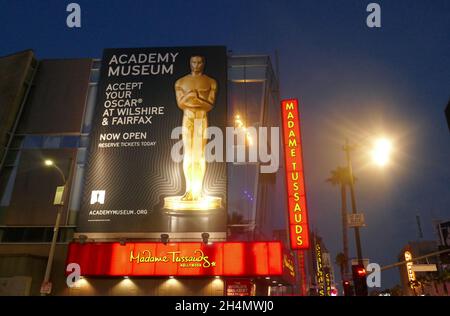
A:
327,167,353,277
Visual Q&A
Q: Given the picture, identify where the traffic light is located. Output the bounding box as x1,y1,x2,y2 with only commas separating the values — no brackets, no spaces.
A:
352,264,368,296
342,280,354,296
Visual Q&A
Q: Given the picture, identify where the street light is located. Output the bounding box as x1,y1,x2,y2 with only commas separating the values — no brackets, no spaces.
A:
40,159,67,296
370,138,392,167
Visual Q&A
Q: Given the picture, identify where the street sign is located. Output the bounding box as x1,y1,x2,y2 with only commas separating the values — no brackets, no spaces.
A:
53,186,65,205
348,213,366,227
40,281,52,295
411,264,437,272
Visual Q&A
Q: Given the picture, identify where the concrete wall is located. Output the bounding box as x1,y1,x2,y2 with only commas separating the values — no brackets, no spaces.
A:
0,244,68,296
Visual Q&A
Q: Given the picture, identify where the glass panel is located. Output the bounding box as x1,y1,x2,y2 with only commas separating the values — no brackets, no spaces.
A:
22,135,43,148
3,150,20,167
42,136,62,149
79,135,90,148
10,135,24,149
228,164,257,223
61,136,79,148
23,227,46,242
89,68,100,83
0,165,18,207
82,85,98,133
0,227,71,243
1,228,25,242
43,227,53,242
92,60,102,70
75,148,87,164
69,163,85,213
229,81,264,128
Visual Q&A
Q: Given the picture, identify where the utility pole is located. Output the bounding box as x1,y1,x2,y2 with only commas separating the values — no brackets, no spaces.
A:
343,139,364,265
341,182,350,276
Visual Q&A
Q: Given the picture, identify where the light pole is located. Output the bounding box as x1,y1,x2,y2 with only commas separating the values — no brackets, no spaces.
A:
343,137,392,264
343,140,363,265
40,159,66,296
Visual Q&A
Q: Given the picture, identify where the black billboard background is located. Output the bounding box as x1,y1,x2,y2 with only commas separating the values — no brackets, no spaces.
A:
78,46,227,234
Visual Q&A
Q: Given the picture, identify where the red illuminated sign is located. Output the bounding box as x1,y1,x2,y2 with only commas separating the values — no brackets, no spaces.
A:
281,99,310,249
66,241,283,277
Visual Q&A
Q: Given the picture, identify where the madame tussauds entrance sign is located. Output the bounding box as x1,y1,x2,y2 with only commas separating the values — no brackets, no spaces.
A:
129,249,216,268
66,242,284,277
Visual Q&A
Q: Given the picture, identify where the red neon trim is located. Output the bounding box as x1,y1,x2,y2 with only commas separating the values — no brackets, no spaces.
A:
66,241,284,277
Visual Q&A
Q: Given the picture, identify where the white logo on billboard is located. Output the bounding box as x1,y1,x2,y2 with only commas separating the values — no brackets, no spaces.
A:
90,190,105,204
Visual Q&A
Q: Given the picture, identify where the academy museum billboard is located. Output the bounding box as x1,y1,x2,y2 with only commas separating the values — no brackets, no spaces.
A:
77,46,228,238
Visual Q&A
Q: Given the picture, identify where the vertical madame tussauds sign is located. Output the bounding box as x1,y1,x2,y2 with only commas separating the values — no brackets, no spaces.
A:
78,46,227,236
281,99,310,249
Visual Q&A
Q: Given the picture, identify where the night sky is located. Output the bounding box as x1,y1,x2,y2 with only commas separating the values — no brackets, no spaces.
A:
1,0,449,289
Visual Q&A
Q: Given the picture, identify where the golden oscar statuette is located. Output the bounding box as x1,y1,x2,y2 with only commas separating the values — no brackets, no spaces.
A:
164,55,222,212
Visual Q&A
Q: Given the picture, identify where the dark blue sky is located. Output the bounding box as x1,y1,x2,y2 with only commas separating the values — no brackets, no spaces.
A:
1,0,449,289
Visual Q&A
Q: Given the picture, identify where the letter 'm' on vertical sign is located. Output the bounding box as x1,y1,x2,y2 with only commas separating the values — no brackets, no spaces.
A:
281,99,310,249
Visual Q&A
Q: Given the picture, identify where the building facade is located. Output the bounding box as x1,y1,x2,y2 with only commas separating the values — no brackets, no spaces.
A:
306,232,337,296
398,240,450,296
0,48,307,296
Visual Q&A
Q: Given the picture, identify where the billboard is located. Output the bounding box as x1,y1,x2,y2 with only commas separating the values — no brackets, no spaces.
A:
78,46,227,238
281,99,310,249
66,241,283,277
